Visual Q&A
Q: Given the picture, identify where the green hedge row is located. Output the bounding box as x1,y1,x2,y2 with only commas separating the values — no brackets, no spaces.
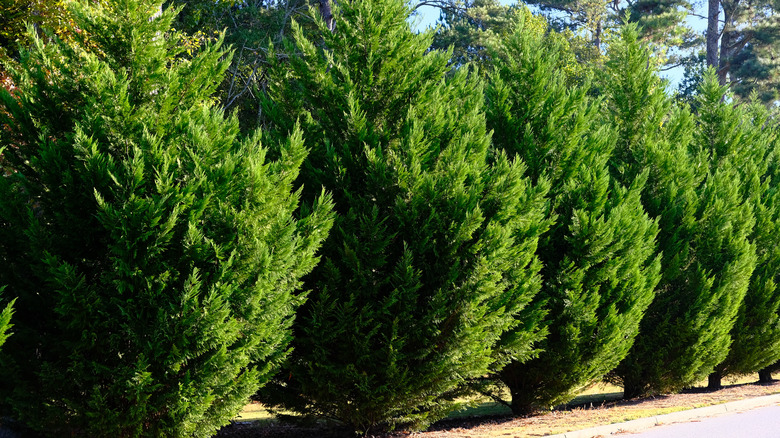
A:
1,0,780,436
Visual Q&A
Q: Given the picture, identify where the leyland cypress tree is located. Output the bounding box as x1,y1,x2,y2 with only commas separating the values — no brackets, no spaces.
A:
259,0,549,432
698,75,780,388
484,11,660,414
605,26,756,398
0,0,333,436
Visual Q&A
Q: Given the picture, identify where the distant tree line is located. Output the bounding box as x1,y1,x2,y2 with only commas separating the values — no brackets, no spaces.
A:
2,0,780,437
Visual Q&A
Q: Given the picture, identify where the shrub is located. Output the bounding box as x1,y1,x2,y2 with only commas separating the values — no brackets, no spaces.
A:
0,286,12,349
698,76,780,388
485,12,660,413
258,0,549,432
604,27,756,398
0,0,332,436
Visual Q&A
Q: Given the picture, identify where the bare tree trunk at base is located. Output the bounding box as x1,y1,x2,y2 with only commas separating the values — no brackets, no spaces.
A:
758,368,774,383
708,370,723,390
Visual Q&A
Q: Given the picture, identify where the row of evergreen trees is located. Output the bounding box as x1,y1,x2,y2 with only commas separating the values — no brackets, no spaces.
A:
2,0,780,436
0,1,334,436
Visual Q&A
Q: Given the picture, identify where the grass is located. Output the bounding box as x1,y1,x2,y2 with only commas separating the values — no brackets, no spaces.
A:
459,379,780,438
230,381,674,422
232,373,774,436
441,381,626,421
444,374,763,420
234,403,276,422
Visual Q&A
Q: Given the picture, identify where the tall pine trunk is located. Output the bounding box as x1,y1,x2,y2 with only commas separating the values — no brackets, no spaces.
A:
717,25,732,85
707,0,720,70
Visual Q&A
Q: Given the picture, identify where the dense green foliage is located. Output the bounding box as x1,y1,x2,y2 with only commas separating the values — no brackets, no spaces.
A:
164,0,316,130
700,79,780,387
605,26,757,398
485,12,660,414
0,0,332,436
3,0,780,435
258,0,549,433
0,287,12,349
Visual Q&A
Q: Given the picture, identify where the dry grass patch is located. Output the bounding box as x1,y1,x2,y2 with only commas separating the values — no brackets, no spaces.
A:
220,378,780,437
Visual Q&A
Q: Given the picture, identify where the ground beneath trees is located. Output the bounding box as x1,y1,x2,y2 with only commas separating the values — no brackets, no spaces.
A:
216,380,780,438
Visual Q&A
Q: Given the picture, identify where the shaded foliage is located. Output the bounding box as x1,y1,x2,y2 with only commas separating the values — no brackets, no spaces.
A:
0,0,332,435
0,286,13,350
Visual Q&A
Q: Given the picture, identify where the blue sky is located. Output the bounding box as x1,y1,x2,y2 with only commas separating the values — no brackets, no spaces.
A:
409,1,713,90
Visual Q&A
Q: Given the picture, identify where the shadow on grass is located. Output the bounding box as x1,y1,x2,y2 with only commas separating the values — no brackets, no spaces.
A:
220,376,778,437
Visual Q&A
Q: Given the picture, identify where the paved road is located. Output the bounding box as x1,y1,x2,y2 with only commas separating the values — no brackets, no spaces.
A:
629,404,780,437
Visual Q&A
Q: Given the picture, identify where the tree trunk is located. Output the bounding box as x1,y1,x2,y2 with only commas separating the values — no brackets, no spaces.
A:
717,26,732,85
758,368,774,383
622,376,646,400
594,20,602,52
708,370,723,390
319,0,335,32
508,390,538,416
706,0,720,69
501,367,538,415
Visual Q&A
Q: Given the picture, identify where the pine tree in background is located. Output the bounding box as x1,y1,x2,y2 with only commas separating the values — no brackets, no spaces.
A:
484,11,660,414
524,0,697,64
258,0,549,432
705,0,780,103
0,0,333,436
431,0,521,67
431,0,600,76
604,26,756,398
163,0,319,131
697,76,780,388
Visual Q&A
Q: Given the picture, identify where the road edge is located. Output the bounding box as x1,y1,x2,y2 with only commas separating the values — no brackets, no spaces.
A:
544,393,780,438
